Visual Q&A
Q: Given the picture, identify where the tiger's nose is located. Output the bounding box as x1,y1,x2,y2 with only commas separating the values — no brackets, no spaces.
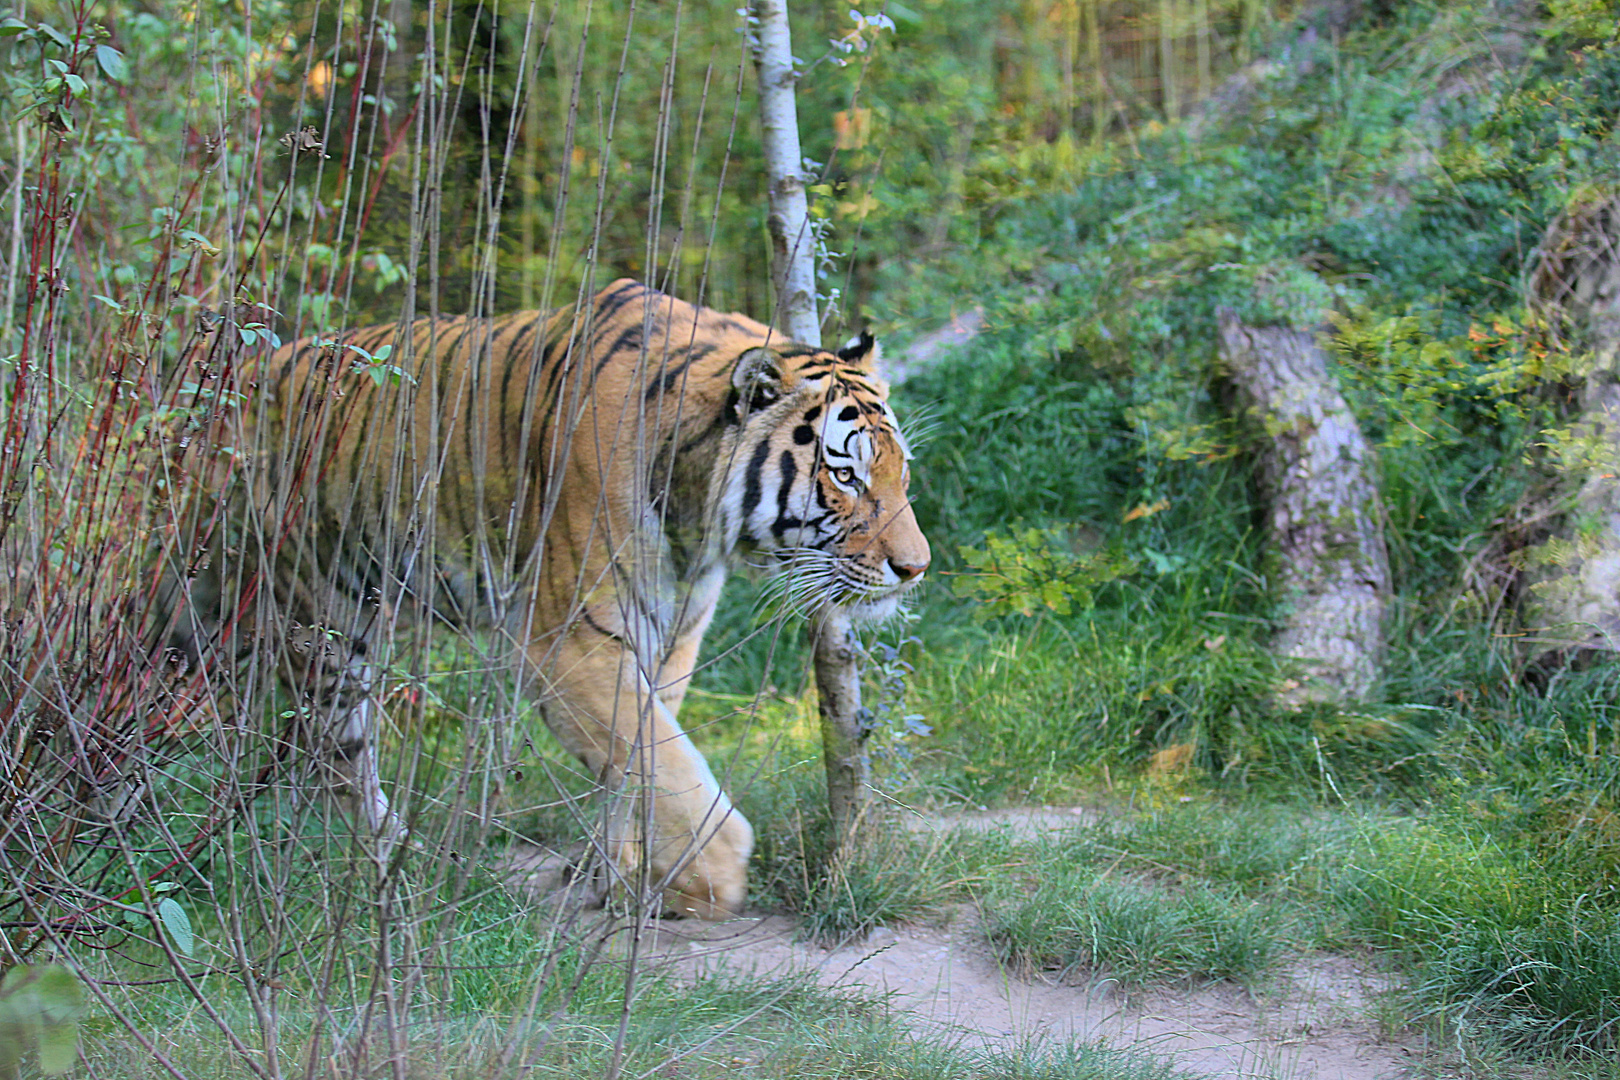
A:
889,559,928,582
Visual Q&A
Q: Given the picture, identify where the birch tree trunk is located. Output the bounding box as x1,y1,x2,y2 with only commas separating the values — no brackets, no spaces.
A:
1523,196,1620,658
1218,309,1389,705
751,0,820,344
750,0,870,847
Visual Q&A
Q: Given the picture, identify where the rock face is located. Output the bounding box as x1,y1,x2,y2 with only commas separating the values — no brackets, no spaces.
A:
1218,310,1389,705
1525,195,1620,657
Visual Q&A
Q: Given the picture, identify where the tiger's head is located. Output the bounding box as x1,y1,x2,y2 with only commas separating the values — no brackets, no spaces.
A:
718,333,930,622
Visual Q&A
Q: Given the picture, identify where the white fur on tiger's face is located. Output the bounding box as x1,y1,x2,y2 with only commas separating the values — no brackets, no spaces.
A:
198,279,930,920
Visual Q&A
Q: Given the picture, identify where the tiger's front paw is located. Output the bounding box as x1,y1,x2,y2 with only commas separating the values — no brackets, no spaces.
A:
660,810,753,920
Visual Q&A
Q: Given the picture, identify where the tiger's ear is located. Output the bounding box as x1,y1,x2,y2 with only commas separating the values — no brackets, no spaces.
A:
836,330,878,369
732,347,784,416
837,331,889,392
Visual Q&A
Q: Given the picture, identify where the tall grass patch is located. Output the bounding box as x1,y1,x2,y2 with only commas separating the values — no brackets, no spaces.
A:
1077,800,1620,1054
1098,802,1368,912
904,616,1433,803
983,834,1286,987
1417,920,1620,1057
734,727,974,943
1328,815,1620,1055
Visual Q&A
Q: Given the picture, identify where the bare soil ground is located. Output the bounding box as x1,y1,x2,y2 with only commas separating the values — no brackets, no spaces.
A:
507,805,1425,1079
665,909,1414,1080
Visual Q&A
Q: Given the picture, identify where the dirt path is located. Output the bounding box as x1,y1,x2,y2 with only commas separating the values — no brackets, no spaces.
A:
662,911,1413,1080
508,807,1421,1079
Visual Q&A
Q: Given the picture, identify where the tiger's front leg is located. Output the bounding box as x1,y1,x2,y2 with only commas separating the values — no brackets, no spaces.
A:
539,631,753,919
283,622,404,859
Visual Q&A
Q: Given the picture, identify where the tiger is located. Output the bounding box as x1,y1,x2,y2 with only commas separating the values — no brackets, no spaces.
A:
184,278,930,920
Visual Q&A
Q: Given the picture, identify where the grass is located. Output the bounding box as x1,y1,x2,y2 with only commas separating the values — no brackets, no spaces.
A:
671,576,1620,1062
733,730,977,944
726,787,1620,1063
67,878,1199,1080
967,805,1331,990
984,856,1286,987
949,796,1620,1060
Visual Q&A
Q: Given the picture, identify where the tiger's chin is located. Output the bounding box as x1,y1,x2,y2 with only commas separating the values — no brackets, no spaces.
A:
836,580,923,625
842,595,907,624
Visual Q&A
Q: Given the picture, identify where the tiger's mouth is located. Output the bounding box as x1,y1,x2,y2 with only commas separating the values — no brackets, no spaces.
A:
843,564,928,620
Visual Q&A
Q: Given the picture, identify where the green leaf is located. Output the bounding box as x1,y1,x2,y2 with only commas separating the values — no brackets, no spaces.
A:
156,897,194,957
372,343,392,362
0,17,27,36
95,44,125,82
238,327,258,345
63,73,88,97
178,229,220,256
90,294,122,310
36,1019,76,1074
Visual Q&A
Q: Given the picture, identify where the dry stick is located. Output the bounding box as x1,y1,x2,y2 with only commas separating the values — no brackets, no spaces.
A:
1159,0,1178,119
1,118,23,343
749,0,870,856
590,6,659,1077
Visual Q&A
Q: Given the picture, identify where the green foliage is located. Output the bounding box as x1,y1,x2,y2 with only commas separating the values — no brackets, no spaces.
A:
881,0,1620,816
1546,0,1620,42
954,527,1136,621
152,896,194,958
984,843,1285,986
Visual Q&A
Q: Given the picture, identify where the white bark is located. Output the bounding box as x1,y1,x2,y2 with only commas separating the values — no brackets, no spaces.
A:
750,0,866,845
750,0,820,345
1219,310,1389,705
1525,196,1620,655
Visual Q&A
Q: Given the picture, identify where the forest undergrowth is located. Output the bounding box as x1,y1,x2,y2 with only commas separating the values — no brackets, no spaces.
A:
684,0,1620,1071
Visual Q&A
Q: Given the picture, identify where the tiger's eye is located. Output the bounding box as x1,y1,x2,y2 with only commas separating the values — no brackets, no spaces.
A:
831,467,856,486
